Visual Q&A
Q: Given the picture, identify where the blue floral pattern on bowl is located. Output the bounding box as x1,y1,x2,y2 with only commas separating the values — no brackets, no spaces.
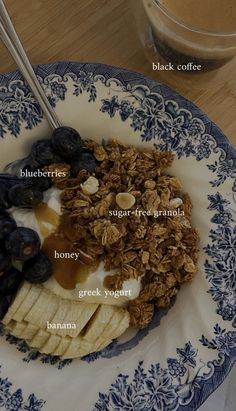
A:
0,366,45,410
93,325,236,411
204,193,236,326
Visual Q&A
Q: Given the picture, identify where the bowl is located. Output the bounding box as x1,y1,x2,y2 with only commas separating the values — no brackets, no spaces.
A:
0,61,235,411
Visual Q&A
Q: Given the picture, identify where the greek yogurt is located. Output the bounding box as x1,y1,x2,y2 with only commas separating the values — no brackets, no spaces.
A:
9,187,141,307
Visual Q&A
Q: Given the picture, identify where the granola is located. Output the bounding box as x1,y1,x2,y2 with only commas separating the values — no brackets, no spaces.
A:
51,140,199,329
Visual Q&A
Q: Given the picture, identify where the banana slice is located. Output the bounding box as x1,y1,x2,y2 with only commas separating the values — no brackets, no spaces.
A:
49,300,99,338
13,286,42,322
83,305,116,343
112,310,130,339
62,336,97,359
25,288,58,328
29,329,50,349
61,336,82,359
18,322,38,340
91,309,130,353
102,309,124,338
6,320,27,337
40,334,61,354
6,320,38,342
95,337,112,352
2,282,31,325
62,300,98,338
53,335,71,357
49,299,71,328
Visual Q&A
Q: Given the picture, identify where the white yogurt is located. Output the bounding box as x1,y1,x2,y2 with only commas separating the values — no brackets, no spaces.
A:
10,187,62,243
9,187,141,306
44,261,141,306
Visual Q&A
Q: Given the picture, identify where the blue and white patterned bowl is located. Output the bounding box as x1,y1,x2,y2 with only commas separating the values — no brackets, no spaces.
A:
0,62,235,411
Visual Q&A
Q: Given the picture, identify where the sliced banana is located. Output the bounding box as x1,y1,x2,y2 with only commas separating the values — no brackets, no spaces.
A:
6,320,27,337
44,299,99,338
61,336,83,359
29,329,50,349
53,335,71,357
62,335,101,359
13,285,42,322
83,305,116,343
18,322,38,340
112,310,130,339
41,334,61,354
2,282,31,325
49,299,71,328
2,281,130,358
63,301,98,338
25,288,58,328
102,309,123,338
95,337,112,352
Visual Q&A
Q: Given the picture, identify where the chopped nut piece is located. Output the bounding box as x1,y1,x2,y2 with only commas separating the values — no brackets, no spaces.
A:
116,192,136,210
169,197,183,208
81,176,99,195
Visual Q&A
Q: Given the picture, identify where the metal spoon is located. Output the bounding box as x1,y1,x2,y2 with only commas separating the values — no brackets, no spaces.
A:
0,0,61,130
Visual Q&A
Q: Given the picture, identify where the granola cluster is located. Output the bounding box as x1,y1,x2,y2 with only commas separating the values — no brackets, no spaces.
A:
51,140,199,329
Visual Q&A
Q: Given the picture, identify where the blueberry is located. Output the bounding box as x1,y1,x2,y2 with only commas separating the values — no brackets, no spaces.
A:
25,175,53,191
9,184,43,208
0,247,11,272
0,267,23,295
0,213,17,240
52,127,83,159
0,295,9,320
22,252,53,283
70,150,97,177
0,183,12,210
30,139,63,167
0,174,22,189
5,227,41,261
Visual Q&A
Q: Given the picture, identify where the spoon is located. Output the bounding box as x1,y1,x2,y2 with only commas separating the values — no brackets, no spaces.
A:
0,0,61,130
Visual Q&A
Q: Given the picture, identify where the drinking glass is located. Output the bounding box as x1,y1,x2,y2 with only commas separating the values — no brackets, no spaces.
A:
130,0,236,88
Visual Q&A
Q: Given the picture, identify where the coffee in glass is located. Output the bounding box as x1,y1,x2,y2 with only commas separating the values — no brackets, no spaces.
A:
131,0,236,82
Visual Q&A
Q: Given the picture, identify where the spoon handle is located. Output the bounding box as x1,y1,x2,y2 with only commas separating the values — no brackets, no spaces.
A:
0,0,61,130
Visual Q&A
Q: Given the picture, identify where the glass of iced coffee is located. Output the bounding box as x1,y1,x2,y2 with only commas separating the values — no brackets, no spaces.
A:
131,0,236,87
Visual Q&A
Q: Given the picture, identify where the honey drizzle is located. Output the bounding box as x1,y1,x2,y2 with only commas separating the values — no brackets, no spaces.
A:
34,202,98,290
34,202,59,238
